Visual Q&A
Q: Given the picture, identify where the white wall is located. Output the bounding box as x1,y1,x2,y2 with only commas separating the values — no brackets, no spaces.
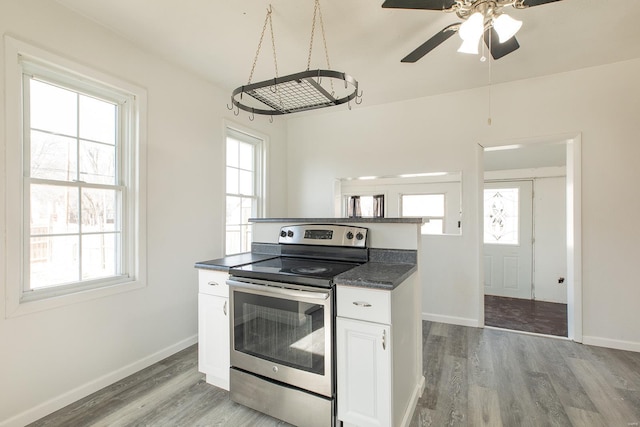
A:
0,1,288,425
286,58,640,350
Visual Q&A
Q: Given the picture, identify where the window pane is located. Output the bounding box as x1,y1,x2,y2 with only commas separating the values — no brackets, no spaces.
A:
227,138,239,168
239,141,254,170
30,235,79,289
484,188,519,245
30,184,79,234
81,188,119,232
226,224,241,255
30,131,77,181
402,194,445,217
239,170,254,195
79,95,116,144
360,196,375,217
226,167,239,194
82,233,117,280
240,224,252,253
30,79,77,136
226,196,242,225
241,197,255,224
79,140,116,185
422,219,444,235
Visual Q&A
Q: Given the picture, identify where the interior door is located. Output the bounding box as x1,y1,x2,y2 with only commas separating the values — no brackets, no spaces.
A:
483,180,533,299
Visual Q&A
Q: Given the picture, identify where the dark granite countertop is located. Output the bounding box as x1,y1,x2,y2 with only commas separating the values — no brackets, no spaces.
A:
195,248,417,290
194,252,277,271
334,262,417,290
249,217,423,224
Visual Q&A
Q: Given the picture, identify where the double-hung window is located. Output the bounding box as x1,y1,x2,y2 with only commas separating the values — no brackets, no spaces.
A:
225,127,264,255
4,37,146,313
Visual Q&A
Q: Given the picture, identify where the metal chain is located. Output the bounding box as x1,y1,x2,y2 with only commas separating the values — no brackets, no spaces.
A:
317,0,332,71
248,5,279,85
306,0,332,71
268,8,279,80
306,1,318,71
306,0,333,92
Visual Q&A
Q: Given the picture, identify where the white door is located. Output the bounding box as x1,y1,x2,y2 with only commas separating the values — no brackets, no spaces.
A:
483,180,533,299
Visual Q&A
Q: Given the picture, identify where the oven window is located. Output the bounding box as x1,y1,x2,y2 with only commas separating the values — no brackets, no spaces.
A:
233,291,325,375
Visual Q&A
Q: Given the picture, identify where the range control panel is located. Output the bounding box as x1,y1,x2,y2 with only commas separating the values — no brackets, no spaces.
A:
278,224,368,248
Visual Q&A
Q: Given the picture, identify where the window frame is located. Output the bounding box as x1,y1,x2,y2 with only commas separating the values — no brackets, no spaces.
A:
3,36,147,317
223,123,266,256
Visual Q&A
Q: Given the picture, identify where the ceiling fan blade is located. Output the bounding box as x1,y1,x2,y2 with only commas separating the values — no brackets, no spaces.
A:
520,0,562,7
382,0,457,11
401,23,459,62
483,27,520,60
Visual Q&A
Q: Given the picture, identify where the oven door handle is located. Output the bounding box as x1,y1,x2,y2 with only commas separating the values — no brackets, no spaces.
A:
226,279,330,301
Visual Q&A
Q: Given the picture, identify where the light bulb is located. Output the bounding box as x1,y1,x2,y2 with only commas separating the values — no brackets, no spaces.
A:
457,12,484,55
458,38,480,54
493,13,522,43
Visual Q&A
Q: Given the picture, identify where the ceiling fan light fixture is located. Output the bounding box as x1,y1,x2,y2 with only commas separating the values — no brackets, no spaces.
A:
457,12,484,54
493,13,523,43
457,38,480,54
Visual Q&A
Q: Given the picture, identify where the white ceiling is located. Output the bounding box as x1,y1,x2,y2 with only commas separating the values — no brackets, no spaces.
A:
54,0,640,109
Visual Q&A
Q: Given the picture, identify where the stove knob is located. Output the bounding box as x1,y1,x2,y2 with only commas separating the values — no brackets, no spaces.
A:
287,230,294,238
346,231,354,240
356,232,364,241
280,230,287,238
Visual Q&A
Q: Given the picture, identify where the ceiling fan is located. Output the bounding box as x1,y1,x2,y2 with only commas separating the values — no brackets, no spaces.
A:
381,0,563,62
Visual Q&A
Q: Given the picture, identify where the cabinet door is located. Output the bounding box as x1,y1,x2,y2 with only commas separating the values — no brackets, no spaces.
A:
198,293,230,390
337,317,391,427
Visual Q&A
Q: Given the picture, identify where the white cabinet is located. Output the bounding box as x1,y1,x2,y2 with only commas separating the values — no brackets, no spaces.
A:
337,317,391,427
336,273,423,427
197,269,230,390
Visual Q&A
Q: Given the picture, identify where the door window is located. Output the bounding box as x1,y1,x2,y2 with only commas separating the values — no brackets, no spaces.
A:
484,188,519,245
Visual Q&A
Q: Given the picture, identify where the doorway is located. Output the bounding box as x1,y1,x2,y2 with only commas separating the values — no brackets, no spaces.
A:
479,135,582,341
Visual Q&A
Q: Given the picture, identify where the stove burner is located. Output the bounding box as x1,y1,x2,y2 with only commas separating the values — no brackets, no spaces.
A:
290,266,331,275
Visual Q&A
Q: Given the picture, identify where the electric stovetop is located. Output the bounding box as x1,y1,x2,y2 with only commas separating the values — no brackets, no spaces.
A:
229,256,362,288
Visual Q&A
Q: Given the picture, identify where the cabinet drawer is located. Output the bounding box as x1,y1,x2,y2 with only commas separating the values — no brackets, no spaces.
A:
198,269,230,297
337,286,391,324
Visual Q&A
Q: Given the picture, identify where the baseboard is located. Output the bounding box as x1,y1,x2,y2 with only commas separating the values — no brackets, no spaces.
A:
422,312,480,328
0,334,198,427
400,375,425,427
583,335,640,353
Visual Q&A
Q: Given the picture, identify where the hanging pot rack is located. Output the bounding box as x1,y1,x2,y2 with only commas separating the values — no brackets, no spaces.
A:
227,1,362,119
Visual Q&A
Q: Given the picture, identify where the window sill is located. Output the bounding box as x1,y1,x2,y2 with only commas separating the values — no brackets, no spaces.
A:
5,278,146,319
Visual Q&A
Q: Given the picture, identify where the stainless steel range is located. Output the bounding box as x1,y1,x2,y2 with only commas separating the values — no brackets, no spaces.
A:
227,224,368,427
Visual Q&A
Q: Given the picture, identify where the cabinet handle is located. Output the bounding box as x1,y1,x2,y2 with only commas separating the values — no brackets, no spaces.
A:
353,301,372,307
382,329,386,350
208,281,219,286
223,300,227,316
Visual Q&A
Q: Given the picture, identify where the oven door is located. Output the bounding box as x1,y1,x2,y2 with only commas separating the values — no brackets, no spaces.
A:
228,277,333,397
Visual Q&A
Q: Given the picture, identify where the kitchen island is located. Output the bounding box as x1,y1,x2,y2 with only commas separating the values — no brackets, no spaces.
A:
195,218,424,427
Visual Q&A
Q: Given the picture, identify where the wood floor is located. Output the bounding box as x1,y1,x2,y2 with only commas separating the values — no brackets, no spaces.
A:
484,295,568,337
30,321,640,427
